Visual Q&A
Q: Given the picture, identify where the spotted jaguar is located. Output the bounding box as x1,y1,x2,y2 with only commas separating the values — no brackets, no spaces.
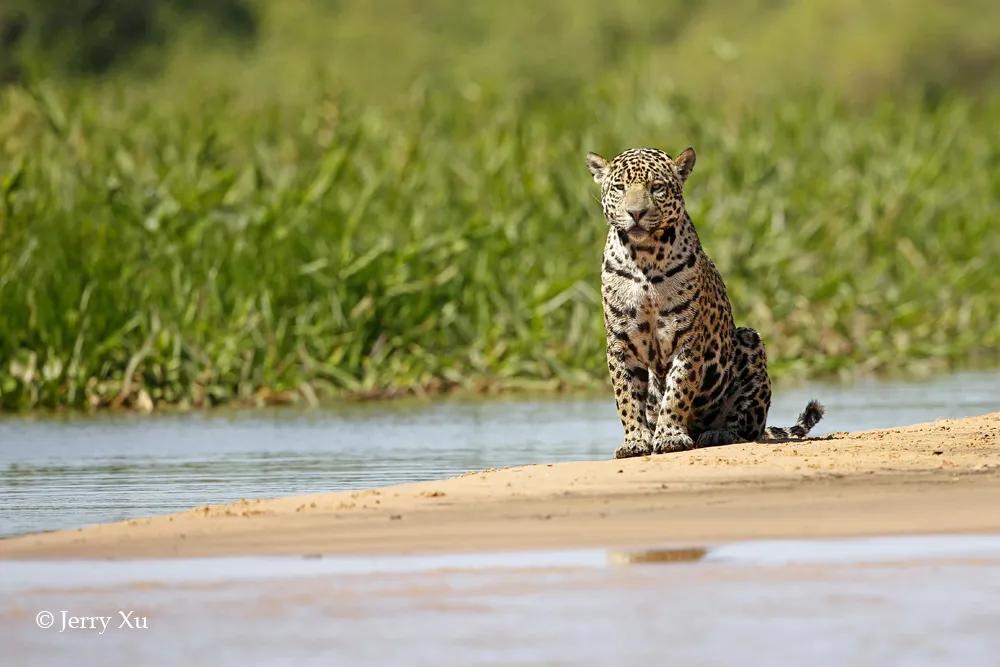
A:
586,146,824,458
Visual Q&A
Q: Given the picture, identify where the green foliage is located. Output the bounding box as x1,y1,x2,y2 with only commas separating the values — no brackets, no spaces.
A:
154,0,1000,107
0,0,256,81
1,83,997,410
0,0,998,411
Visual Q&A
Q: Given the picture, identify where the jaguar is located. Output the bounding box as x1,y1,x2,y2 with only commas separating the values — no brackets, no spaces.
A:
586,146,824,458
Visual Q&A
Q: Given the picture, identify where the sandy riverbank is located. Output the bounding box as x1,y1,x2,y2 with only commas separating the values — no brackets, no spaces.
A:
2,413,998,560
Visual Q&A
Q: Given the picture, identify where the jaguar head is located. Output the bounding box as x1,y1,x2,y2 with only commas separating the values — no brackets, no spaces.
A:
586,147,695,239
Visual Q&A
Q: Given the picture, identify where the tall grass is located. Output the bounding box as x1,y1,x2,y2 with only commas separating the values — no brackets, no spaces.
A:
154,0,1000,108
0,83,997,411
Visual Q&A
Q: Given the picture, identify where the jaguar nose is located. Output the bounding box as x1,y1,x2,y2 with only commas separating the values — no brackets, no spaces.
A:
628,207,648,223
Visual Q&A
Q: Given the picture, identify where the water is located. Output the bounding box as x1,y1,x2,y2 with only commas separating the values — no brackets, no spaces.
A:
3,535,1000,666
1,371,997,536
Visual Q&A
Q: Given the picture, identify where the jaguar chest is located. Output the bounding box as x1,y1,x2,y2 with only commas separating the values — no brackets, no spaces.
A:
603,263,696,368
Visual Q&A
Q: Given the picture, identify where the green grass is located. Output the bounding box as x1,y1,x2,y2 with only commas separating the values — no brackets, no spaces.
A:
152,0,1000,108
1,82,997,411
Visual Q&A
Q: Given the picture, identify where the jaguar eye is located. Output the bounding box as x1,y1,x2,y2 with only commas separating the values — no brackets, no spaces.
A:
610,182,625,192
651,183,666,195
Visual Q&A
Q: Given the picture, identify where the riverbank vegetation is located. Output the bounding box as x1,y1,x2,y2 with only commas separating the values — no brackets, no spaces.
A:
1,1,998,410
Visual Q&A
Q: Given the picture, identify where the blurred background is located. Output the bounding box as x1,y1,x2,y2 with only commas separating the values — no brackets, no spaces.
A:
1,0,998,411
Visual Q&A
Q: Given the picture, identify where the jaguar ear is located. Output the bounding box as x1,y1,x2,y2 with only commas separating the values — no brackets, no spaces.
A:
586,152,609,184
674,147,696,184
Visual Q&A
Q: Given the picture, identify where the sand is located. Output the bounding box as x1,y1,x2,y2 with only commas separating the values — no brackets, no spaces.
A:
2,412,998,560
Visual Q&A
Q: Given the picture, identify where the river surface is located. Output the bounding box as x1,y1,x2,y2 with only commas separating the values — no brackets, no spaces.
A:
1,371,997,536
3,534,1000,666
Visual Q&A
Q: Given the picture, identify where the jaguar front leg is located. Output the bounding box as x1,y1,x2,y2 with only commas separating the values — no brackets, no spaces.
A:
607,341,653,459
651,350,699,453
645,372,664,432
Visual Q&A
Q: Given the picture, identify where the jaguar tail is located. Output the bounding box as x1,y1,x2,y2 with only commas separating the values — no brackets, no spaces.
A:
760,400,825,441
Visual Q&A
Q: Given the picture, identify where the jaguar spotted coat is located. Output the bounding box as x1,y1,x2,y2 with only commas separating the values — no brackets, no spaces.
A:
586,147,823,459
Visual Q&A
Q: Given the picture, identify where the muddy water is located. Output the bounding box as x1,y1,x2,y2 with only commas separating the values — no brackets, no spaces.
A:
1,371,997,536
3,535,1000,666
